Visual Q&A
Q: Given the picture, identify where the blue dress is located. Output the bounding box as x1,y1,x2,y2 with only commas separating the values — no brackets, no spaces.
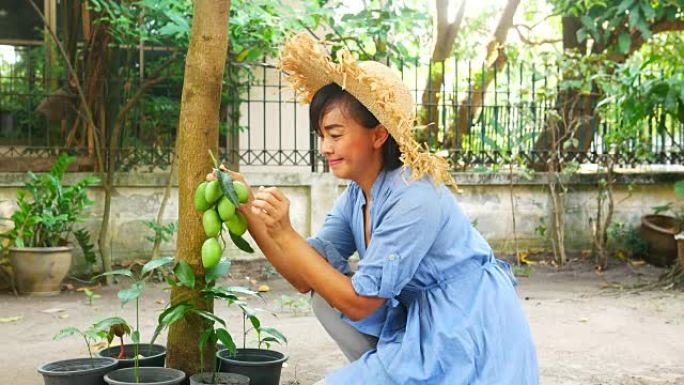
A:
307,167,539,385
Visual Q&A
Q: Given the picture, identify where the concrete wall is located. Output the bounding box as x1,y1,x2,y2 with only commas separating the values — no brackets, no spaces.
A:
1,171,682,274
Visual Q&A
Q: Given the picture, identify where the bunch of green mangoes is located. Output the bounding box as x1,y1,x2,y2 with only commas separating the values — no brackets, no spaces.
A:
194,170,252,269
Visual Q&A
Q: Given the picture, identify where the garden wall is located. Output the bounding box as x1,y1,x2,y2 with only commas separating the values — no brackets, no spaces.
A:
1,169,681,275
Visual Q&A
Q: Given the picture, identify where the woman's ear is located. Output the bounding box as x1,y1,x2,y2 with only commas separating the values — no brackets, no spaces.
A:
372,125,390,150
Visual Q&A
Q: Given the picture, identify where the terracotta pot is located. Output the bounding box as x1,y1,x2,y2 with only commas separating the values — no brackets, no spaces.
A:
640,215,681,267
10,246,72,295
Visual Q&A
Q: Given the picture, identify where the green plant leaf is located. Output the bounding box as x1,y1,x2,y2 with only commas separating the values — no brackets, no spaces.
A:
675,181,684,198
141,256,175,277
131,330,140,344
198,328,215,352
174,261,195,288
94,269,134,281
217,171,240,208
216,328,236,355
259,326,287,344
118,282,145,305
192,310,226,327
205,259,231,283
151,302,194,345
618,32,631,54
230,232,254,253
91,316,129,333
54,327,81,340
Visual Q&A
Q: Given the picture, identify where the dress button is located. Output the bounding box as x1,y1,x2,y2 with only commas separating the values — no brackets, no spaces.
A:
388,254,396,261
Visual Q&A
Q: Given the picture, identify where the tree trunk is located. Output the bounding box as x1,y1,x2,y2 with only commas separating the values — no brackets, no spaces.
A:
451,0,520,149
166,0,231,375
418,0,465,144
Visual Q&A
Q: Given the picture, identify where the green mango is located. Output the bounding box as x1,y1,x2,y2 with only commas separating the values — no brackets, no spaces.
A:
194,182,210,212
202,209,222,237
227,211,248,236
204,180,223,205
217,196,236,221
201,238,222,269
233,181,249,204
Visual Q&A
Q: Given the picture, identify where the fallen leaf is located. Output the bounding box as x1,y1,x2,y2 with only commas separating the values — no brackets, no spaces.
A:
91,341,109,350
76,286,99,292
155,299,165,305
258,285,271,293
62,283,75,291
59,314,70,319
41,308,66,314
0,316,22,323
578,318,589,323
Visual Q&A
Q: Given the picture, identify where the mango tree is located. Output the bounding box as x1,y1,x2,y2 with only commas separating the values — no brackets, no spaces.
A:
165,0,231,375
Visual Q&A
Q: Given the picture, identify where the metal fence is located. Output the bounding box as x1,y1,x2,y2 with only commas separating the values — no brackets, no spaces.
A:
1,44,682,172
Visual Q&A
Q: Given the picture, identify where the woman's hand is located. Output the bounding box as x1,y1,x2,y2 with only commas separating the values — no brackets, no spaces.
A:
251,186,294,243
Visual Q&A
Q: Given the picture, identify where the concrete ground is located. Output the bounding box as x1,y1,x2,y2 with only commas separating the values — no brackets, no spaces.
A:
1,259,682,385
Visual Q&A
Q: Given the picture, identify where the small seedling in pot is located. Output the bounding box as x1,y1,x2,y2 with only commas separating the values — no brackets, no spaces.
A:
54,317,129,368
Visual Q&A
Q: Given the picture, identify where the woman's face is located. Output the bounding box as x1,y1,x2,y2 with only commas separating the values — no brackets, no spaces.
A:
318,105,387,181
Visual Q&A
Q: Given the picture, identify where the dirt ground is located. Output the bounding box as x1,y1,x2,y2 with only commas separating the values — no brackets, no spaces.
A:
1,259,683,385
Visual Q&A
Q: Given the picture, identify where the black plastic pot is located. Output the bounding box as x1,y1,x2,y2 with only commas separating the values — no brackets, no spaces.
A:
37,357,118,385
97,344,166,368
216,349,287,385
104,367,185,385
189,372,250,385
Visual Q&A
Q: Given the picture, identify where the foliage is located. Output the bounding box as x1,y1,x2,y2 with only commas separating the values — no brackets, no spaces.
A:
606,221,648,259
151,257,286,374
0,154,99,262
54,316,129,366
93,255,179,379
143,220,177,245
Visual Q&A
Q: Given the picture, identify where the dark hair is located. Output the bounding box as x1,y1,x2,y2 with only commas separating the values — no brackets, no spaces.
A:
310,83,402,171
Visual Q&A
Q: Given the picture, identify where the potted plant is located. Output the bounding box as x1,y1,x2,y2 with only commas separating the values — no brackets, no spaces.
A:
100,256,188,385
150,258,251,385
94,257,179,370
640,181,684,266
215,303,288,385
38,317,125,385
1,153,99,294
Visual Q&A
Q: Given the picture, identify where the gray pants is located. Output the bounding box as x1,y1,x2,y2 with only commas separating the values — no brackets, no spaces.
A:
310,292,378,384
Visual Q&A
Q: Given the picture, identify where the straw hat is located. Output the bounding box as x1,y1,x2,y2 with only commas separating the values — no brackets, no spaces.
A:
278,32,456,187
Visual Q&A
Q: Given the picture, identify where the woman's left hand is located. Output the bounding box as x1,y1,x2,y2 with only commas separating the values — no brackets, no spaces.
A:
251,186,294,242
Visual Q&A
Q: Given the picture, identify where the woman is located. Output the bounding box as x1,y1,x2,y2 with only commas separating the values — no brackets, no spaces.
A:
227,33,538,385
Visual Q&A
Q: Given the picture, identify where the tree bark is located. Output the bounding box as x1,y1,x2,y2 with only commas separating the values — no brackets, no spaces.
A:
451,0,520,149
418,0,466,143
166,0,231,375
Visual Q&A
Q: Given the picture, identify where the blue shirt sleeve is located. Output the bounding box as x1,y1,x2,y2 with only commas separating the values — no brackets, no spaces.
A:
306,185,357,275
351,183,442,306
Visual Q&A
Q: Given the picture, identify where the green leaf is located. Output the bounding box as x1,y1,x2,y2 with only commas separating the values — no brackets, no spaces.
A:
216,328,236,355
198,328,215,352
260,326,287,344
674,181,684,198
141,256,174,277
118,282,144,305
201,286,239,302
91,316,129,333
94,269,134,281
205,259,231,283
248,315,260,331
174,261,195,288
217,171,240,208
192,309,226,327
158,302,194,327
131,330,140,344
618,32,631,54
224,286,259,296
230,232,254,253
54,327,81,340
